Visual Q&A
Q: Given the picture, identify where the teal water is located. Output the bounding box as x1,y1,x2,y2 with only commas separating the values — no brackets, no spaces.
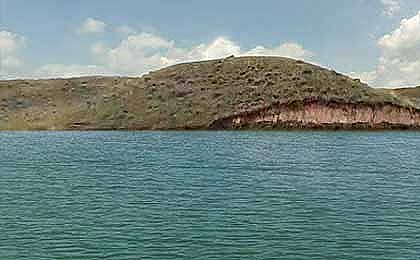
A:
0,131,419,259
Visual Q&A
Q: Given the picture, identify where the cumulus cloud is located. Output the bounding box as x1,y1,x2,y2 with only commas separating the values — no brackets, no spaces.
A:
95,33,174,74
0,31,24,54
79,18,107,34
47,34,314,78
89,34,313,76
115,25,137,35
33,64,111,79
355,11,420,87
1,27,313,79
244,42,314,59
90,42,108,56
381,0,401,17
1,56,23,69
0,31,25,77
194,37,241,60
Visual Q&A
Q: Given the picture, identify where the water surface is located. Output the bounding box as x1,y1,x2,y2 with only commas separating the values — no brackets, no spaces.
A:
0,131,419,259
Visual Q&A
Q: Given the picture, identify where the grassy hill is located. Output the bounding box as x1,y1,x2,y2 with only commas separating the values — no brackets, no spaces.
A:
390,86,420,108
0,56,417,130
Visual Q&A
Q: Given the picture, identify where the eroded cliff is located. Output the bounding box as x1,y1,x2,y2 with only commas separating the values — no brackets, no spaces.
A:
210,99,420,130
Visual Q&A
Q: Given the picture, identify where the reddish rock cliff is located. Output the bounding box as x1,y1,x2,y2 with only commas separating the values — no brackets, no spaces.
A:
210,99,420,130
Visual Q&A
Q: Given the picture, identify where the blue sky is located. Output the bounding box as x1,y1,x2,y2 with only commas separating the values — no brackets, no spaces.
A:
1,0,420,87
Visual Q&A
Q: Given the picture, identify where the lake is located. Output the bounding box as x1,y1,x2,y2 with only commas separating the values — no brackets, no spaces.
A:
0,131,419,259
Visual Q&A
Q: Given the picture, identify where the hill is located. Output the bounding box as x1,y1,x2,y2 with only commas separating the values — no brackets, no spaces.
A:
390,86,420,108
0,56,419,130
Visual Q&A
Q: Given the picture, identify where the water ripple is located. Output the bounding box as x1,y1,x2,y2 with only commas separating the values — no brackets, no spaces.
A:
0,131,420,259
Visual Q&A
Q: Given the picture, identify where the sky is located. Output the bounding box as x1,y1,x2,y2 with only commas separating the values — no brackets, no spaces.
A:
1,0,420,87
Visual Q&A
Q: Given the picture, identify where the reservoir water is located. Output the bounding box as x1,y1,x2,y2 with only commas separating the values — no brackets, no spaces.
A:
0,131,419,259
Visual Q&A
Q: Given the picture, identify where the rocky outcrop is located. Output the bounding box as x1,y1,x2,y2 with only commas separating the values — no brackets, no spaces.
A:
210,99,420,130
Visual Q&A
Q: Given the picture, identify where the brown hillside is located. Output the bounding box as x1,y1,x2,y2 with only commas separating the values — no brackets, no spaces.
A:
0,56,418,130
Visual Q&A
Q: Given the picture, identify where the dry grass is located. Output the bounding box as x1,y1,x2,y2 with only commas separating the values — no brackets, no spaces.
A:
0,56,416,130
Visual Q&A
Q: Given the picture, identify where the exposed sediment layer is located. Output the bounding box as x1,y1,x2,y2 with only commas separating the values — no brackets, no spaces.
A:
210,99,420,130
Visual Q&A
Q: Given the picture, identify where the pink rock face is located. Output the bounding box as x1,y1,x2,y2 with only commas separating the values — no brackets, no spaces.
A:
211,100,420,129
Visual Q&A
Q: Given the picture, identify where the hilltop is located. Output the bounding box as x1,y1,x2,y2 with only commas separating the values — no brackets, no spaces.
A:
0,56,419,130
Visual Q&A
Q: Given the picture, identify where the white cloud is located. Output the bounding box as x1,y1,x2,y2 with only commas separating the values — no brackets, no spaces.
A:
195,37,241,60
90,42,108,56
381,0,401,17
244,42,314,59
94,33,174,74
115,25,137,35
26,34,309,79
1,56,23,69
0,31,25,77
354,11,420,87
1,27,313,79
349,70,378,85
0,31,24,54
89,35,239,75
33,64,110,79
79,18,107,34
89,34,313,76
114,33,173,50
